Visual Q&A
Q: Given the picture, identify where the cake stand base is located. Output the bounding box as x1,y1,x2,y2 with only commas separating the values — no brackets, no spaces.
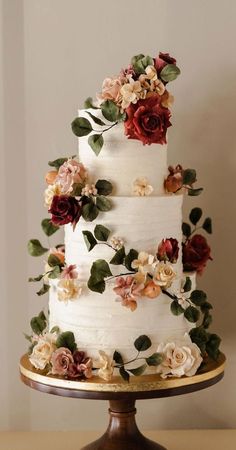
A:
81,399,165,450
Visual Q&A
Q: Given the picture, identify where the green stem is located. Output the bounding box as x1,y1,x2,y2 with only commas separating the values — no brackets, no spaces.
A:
106,272,135,281
162,289,177,300
97,242,114,250
94,121,118,134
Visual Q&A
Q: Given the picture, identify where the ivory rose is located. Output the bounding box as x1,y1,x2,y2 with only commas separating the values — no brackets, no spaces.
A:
156,336,202,378
153,261,176,288
29,333,57,370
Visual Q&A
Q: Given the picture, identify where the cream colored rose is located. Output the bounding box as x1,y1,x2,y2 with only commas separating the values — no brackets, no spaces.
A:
156,336,202,378
120,79,142,109
95,350,114,381
153,261,176,288
145,65,158,81
29,333,57,370
133,177,154,197
57,279,82,303
44,183,62,208
97,77,122,104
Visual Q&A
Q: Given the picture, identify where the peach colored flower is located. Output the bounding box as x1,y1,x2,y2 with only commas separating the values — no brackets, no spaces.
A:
50,246,65,264
150,79,165,95
133,177,154,196
161,90,174,108
95,350,114,381
153,262,176,288
51,347,74,376
60,264,78,280
113,276,144,312
145,65,158,81
57,279,82,303
97,77,122,104
142,280,161,299
120,79,143,109
44,183,62,208
29,333,57,370
45,170,58,185
56,159,87,194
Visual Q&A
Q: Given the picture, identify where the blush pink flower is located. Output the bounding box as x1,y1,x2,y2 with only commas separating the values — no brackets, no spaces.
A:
97,77,122,104
60,264,78,280
56,159,87,194
68,351,93,379
113,276,144,312
51,347,74,376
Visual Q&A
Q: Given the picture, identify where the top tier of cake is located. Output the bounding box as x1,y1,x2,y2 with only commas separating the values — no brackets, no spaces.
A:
78,109,168,196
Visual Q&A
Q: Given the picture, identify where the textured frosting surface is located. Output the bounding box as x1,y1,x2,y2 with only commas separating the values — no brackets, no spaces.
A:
78,109,168,196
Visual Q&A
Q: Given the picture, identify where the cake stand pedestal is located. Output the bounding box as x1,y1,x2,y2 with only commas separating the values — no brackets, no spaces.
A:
20,353,225,450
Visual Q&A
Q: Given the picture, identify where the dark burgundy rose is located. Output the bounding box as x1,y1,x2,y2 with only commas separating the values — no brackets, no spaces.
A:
154,52,177,75
73,350,86,365
49,195,81,227
164,165,183,193
183,234,212,274
124,94,171,145
157,238,179,263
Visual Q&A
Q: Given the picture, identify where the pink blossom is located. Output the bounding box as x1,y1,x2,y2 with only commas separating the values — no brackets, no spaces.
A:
56,159,87,194
97,77,122,104
51,347,74,376
60,264,78,280
113,276,144,312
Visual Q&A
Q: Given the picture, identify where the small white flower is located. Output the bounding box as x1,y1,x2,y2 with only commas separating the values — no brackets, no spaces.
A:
176,293,189,310
110,236,125,251
57,279,83,304
133,177,154,197
81,183,98,197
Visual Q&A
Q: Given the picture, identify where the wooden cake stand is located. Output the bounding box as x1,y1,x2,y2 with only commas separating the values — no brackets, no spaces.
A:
20,353,225,450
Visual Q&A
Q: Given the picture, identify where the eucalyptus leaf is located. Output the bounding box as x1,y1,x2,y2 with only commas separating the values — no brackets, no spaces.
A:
189,207,202,225
128,364,147,376
182,222,191,238
182,169,196,185
28,239,48,257
206,333,221,360
36,283,50,296
202,313,212,329
96,196,112,211
41,218,59,237
171,301,184,316
101,100,119,122
48,157,69,170
88,134,104,156
146,353,163,366
113,350,124,365
200,302,213,313
124,249,138,271
56,331,77,353
50,326,60,334
183,276,192,292
48,254,63,267
110,247,125,265
95,179,113,196
134,335,151,352
189,326,208,353
30,313,47,335
184,305,200,323
84,97,99,109
119,366,130,382
202,217,212,234
94,224,110,241
160,64,181,82
90,259,112,279
82,202,99,222
188,187,203,196
71,117,92,137
86,111,106,126
87,276,106,294
48,265,61,279
132,54,153,74
82,230,97,251
190,290,207,306
28,274,44,282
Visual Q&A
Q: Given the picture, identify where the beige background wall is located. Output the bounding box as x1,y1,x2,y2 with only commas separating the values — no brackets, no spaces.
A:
1,0,236,431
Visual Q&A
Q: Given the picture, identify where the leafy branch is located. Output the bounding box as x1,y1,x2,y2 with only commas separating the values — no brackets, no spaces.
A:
182,207,212,241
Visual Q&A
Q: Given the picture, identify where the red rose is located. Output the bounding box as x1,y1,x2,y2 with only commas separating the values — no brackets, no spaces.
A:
183,234,212,274
154,52,177,75
124,94,171,145
49,195,81,227
157,238,179,263
164,165,183,193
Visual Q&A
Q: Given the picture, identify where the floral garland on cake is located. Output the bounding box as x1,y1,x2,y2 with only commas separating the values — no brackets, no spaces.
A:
26,51,222,382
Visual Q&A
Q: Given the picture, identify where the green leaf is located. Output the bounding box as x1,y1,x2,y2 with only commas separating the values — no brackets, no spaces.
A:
95,179,113,196
88,134,104,156
110,247,126,265
41,218,59,237
190,326,208,353
189,207,202,225
182,169,196,185
56,331,77,353
119,366,130,382
86,111,106,126
200,302,213,313
101,100,120,122
28,274,44,282
124,249,138,271
160,64,181,82
82,202,99,221
84,97,99,109
202,217,212,234
134,335,152,352
72,183,83,196
206,333,221,360
48,254,63,268
183,276,192,292
48,157,68,170
38,311,46,321
82,230,97,251
171,301,184,316
128,364,147,376
182,222,191,238
184,306,200,323
36,283,50,296
50,326,60,334
48,265,61,279
146,353,163,366
24,333,32,343
87,276,106,294
190,290,207,306
113,350,124,365
91,259,112,279
28,239,48,257
30,312,47,335
132,54,153,74
96,196,112,211
131,53,145,65
94,224,110,241
188,188,203,196
202,313,212,329
71,117,92,137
